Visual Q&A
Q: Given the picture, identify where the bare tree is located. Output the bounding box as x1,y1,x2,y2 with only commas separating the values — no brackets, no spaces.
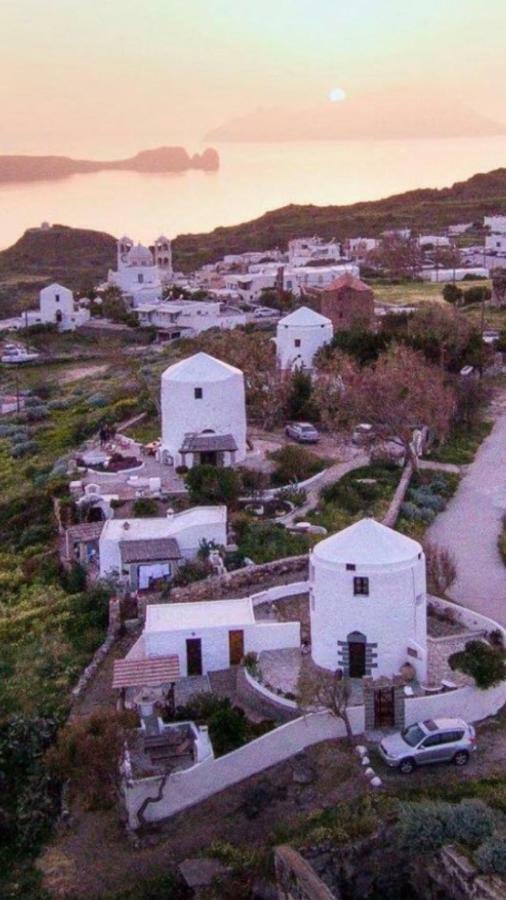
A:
423,541,457,597
312,350,360,434
370,235,423,280
297,663,353,743
344,344,455,469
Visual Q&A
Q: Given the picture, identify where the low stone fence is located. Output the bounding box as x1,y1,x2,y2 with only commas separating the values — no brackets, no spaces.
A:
123,707,365,829
429,845,506,900
169,555,309,604
275,845,338,900
70,598,121,703
382,462,413,528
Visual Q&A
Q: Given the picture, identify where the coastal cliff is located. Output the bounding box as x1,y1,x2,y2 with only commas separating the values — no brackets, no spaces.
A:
0,146,219,183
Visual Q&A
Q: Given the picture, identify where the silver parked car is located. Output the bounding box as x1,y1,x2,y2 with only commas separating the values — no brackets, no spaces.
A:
285,422,320,444
378,717,477,774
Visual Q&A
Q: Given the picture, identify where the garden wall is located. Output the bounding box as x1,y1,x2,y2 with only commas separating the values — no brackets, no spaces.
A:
405,596,506,727
123,707,365,829
168,555,309,604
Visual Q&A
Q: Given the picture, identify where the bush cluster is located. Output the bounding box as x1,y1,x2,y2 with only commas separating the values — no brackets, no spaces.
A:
449,639,506,690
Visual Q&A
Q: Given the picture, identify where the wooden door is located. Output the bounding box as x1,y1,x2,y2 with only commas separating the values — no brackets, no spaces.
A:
229,629,245,665
186,638,203,676
348,641,366,678
374,687,395,728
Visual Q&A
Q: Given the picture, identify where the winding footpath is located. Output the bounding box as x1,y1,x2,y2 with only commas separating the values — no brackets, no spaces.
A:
427,398,506,625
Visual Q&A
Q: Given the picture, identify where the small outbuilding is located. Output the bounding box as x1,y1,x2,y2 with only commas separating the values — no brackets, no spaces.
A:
139,597,301,677
309,518,427,681
276,305,333,370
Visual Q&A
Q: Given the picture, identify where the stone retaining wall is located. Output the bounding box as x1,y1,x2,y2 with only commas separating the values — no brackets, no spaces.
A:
169,555,309,604
382,462,413,528
428,845,506,900
275,845,338,900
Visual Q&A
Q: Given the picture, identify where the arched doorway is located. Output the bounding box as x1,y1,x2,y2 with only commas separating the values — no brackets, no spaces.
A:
347,631,366,678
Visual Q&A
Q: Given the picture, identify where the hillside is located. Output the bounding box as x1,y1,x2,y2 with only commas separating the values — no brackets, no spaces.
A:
172,167,506,270
0,224,116,316
0,146,219,183
3,167,506,314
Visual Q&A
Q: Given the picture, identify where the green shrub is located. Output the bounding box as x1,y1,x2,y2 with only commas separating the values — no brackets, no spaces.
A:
132,497,159,517
400,501,423,521
269,445,325,486
172,558,211,586
396,801,449,852
208,703,247,756
446,799,496,847
449,640,506,689
475,835,506,875
185,465,241,506
12,441,39,458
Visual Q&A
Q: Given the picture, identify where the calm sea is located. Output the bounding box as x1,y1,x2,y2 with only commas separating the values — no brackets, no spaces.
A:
1,137,506,250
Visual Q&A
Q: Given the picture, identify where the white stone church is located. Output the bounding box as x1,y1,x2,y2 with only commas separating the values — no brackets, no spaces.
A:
108,235,173,305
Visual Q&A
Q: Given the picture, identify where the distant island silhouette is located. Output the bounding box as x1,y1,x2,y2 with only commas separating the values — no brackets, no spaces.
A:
0,146,219,183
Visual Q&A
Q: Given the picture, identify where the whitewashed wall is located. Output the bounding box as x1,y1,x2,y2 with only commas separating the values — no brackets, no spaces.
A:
146,620,300,676
123,707,365,829
405,596,506,726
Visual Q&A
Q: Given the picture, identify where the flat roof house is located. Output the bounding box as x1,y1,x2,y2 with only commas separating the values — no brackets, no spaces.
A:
99,506,227,590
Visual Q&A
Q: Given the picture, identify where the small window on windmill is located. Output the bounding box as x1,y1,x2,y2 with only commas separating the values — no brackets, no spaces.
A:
55,294,60,303
294,339,301,347
194,387,203,399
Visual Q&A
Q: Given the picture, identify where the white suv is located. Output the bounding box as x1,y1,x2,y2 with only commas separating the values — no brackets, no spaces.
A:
378,717,477,774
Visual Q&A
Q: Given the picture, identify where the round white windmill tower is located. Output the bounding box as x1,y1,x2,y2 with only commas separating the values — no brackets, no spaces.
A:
160,352,247,468
309,519,427,681
276,306,333,370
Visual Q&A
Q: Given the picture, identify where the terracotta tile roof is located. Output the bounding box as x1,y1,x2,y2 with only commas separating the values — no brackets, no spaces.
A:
112,655,180,689
324,273,372,293
119,537,181,563
180,432,238,453
65,522,104,542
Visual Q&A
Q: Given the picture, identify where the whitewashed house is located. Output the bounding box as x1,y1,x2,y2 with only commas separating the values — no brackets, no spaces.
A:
276,306,333,370
485,215,506,255
99,506,227,589
160,352,247,468
309,518,427,681
287,237,341,266
134,299,246,338
418,235,451,248
0,283,90,332
127,596,300,678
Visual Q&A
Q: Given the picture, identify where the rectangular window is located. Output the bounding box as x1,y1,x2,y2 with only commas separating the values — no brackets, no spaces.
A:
55,294,60,302
353,576,369,596
346,563,356,571
194,387,203,399
294,339,301,348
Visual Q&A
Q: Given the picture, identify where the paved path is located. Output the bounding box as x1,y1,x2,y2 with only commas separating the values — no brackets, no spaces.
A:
427,404,506,625
280,451,369,525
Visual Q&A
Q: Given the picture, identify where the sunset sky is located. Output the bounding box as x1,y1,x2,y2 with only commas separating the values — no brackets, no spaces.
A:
1,0,506,153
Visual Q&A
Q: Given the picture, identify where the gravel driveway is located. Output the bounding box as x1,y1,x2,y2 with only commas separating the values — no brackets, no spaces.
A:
427,402,506,624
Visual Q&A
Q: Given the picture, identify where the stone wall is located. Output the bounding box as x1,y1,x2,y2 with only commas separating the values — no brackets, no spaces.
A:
168,555,309,605
382,462,413,528
427,845,506,900
275,846,339,900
